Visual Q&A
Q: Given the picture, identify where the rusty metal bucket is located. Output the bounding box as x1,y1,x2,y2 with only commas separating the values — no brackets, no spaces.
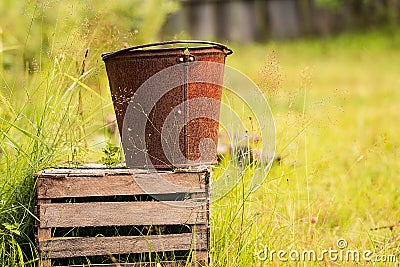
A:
102,40,232,169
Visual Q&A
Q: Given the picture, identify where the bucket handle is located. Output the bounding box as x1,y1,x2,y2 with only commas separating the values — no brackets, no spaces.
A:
102,40,233,60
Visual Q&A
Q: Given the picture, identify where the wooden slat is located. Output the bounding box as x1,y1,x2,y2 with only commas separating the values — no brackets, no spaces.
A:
35,169,147,179
36,199,52,267
39,201,207,228
36,176,141,198
133,173,207,196
35,168,209,178
192,250,209,265
56,260,197,267
40,232,208,258
37,172,208,199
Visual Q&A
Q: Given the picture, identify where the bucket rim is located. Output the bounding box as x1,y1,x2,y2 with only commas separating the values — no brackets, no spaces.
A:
102,46,226,61
101,40,233,61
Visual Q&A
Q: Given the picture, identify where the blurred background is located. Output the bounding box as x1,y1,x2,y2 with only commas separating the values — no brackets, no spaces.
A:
0,0,399,85
163,0,400,42
2,0,400,71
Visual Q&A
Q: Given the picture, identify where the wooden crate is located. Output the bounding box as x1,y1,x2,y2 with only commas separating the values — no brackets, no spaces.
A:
34,168,210,267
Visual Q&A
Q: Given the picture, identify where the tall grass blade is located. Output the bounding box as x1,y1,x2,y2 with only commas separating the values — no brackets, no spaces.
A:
0,117,50,150
62,70,106,102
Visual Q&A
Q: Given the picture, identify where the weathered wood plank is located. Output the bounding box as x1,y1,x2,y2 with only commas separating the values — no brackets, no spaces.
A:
192,225,209,252
56,260,198,267
40,201,207,228
135,172,208,190
192,250,209,266
35,168,209,178
36,171,209,199
37,175,140,199
40,232,208,258
37,174,207,199
36,199,51,267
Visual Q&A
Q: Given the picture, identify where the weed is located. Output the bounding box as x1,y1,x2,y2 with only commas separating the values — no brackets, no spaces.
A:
102,142,121,168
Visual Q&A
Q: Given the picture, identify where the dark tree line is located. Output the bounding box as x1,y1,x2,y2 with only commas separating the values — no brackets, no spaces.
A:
163,0,400,42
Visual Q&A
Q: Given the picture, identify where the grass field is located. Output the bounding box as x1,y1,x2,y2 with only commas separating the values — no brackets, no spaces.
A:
1,2,400,266
212,31,400,266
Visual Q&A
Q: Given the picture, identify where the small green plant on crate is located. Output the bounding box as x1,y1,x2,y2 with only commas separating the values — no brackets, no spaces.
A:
102,143,121,168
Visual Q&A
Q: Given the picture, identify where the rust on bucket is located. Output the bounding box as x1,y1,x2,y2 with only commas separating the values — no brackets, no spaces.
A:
102,40,232,169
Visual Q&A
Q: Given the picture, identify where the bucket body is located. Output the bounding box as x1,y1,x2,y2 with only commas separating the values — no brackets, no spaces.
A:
102,41,232,169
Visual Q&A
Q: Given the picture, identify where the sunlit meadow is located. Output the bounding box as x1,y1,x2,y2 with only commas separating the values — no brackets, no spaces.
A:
1,1,399,266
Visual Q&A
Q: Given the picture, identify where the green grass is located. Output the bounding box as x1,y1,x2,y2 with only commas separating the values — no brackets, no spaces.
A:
0,1,176,266
211,30,400,266
1,1,400,265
